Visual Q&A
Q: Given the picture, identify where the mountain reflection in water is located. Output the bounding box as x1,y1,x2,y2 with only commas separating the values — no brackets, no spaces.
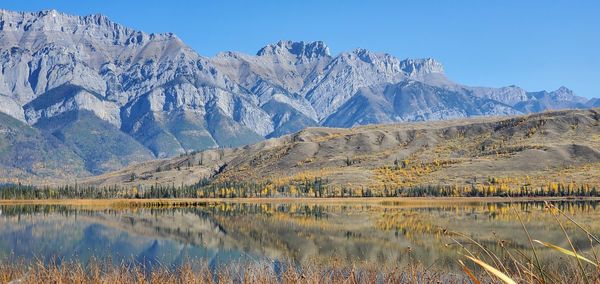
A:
1,201,599,271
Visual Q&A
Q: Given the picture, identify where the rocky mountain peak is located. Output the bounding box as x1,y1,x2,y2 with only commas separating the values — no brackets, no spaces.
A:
400,58,445,76
256,40,330,59
0,8,594,180
1,9,115,32
530,86,576,101
352,48,387,63
347,50,444,77
554,86,574,95
549,86,585,102
0,9,181,48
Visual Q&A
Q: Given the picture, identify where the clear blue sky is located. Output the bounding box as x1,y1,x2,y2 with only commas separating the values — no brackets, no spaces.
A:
2,0,599,98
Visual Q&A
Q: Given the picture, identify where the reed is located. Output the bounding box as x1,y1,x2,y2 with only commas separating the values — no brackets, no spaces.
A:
0,260,471,284
446,201,600,284
0,253,598,284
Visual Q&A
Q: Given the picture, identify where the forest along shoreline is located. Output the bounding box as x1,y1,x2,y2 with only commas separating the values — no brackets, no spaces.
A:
1,196,600,207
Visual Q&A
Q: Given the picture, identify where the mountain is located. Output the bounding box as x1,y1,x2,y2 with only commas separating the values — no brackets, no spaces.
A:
82,108,600,191
33,109,154,175
588,98,600,107
0,9,597,179
0,111,87,181
514,86,590,113
322,81,518,127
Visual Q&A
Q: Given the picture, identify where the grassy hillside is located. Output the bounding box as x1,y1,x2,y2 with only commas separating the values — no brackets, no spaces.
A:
83,108,600,195
34,111,155,175
0,112,88,181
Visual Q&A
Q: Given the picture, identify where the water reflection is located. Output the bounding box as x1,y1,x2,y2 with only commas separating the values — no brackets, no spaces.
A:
1,201,599,271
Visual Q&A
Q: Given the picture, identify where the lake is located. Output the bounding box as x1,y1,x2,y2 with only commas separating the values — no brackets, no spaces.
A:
1,200,599,272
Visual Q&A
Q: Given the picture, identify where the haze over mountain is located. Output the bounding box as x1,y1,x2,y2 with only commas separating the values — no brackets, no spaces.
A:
0,9,596,180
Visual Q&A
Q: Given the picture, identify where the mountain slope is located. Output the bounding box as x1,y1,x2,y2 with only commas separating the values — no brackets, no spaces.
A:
34,110,154,175
514,87,589,113
0,9,257,159
323,81,518,127
0,9,597,179
0,112,87,181
83,108,600,191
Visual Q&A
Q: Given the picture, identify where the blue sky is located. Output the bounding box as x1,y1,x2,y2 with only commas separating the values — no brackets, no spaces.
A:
2,0,599,98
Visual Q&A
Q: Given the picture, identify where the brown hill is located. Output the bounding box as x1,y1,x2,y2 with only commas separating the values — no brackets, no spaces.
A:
80,108,600,192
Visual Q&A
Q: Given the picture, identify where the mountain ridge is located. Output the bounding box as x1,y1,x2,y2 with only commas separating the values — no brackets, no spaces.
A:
0,9,597,179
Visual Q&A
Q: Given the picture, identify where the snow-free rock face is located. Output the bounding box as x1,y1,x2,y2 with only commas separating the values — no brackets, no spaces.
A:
0,9,260,160
514,86,590,113
0,9,596,178
256,40,331,58
323,81,520,127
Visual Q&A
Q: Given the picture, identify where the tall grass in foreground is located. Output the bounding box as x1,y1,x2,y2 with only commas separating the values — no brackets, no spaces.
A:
2,201,600,283
0,260,472,284
0,256,596,284
446,201,600,284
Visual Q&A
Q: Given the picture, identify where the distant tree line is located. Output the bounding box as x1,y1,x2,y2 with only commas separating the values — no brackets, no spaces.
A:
0,179,598,200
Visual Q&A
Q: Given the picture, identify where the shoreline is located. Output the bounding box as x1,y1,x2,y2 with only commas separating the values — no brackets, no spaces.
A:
1,196,599,206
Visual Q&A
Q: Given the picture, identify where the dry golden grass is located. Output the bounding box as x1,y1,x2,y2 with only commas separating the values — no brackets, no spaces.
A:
0,259,466,284
1,253,598,284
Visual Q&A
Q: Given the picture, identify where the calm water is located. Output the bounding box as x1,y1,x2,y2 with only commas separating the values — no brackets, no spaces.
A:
1,201,599,271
